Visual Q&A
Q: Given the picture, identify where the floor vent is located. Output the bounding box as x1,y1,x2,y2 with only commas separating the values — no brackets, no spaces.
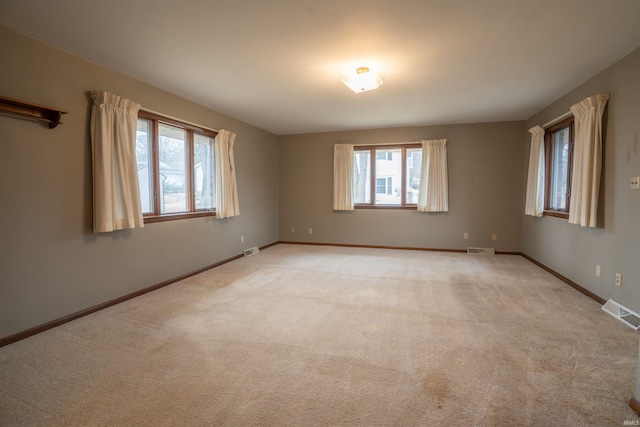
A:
466,247,495,255
602,299,640,330
243,247,260,257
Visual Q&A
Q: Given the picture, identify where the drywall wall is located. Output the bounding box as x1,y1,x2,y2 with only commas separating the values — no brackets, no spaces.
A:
521,47,640,314
0,26,279,340
279,122,524,251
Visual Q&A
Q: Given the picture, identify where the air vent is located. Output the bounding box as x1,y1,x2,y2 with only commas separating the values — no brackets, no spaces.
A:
602,299,640,330
466,247,495,255
243,247,260,257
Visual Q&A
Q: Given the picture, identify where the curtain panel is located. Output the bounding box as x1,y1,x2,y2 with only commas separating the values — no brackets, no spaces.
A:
569,93,609,227
418,139,448,212
333,144,354,211
215,129,240,218
524,126,545,217
90,91,143,233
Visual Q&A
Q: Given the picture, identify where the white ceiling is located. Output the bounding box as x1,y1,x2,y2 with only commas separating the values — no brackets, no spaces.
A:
2,1,640,135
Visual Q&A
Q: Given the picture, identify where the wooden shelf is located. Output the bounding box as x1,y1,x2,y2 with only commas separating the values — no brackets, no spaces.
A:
0,95,68,129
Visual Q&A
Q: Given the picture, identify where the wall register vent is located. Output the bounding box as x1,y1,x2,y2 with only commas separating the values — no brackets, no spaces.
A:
602,299,640,330
466,247,495,255
243,247,260,257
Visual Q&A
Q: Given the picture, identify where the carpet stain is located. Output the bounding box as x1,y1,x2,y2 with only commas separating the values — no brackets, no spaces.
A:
422,370,451,408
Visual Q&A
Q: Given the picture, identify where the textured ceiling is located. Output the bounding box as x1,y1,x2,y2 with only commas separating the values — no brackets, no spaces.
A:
1,0,640,135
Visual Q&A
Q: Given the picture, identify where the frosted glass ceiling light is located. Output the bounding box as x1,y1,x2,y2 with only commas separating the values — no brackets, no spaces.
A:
342,67,383,93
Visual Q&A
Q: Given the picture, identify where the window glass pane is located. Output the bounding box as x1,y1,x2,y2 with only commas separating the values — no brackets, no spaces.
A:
375,148,401,205
136,119,154,214
158,123,187,214
354,150,371,204
406,148,422,204
550,127,570,211
194,133,216,210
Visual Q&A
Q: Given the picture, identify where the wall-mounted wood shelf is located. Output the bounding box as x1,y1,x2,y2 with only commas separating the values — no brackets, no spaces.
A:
0,95,68,129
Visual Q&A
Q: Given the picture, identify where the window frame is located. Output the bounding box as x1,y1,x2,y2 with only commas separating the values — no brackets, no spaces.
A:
354,143,421,210
137,110,218,223
543,116,574,219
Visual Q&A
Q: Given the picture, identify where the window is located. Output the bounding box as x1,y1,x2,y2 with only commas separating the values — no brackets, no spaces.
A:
136,111,217,223
375,177,394,195
353,144,422,208
544,117,574,217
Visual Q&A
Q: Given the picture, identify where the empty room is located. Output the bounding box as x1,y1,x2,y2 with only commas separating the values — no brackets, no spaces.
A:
1,1,640,425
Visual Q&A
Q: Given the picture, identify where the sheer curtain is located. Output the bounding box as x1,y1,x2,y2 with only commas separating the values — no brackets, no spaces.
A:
569,93,609,227
90,91,143,232
418,139,448,212
333,143,354,211
215,129,240,218
524,126,545,217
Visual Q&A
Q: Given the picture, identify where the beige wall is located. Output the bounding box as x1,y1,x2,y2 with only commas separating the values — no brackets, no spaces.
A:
0,27,279,339
278,122,524,251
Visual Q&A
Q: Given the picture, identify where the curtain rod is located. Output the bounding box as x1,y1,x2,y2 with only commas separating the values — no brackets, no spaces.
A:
353,141,420,147
543,110,572,128
90,91,219,133
140,106,219,133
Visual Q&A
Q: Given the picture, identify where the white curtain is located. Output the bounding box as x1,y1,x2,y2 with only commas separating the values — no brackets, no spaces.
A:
569,93,609,227
524,126,545,217
90,91,143,233
215,129,240,218
418,139,448,212
333,144,354,211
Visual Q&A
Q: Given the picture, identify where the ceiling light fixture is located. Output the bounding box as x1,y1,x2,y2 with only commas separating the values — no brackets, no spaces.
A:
342,67,383,93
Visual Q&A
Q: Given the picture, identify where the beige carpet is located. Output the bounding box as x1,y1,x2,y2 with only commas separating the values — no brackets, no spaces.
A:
1,243,638,426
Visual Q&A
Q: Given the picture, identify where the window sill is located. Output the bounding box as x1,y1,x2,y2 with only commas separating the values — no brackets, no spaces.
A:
355,205,417,210
543,210,569,219
144,210,215,224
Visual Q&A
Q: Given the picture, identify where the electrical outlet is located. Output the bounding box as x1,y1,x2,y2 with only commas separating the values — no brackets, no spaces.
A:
615,273,622,287
290,226,295,233
308,228,313,235
631,176,640,190
463,232,469,240
491,233,497,241
241,235,244,243
595,264,601,277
